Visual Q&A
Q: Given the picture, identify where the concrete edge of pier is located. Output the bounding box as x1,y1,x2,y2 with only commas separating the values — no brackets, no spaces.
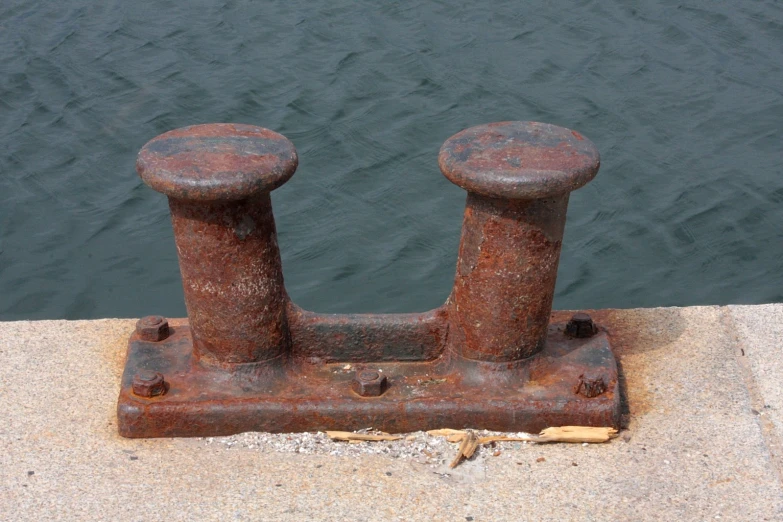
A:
2,304,783,521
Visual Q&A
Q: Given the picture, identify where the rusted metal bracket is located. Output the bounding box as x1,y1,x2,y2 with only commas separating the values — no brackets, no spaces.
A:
118,121,620,438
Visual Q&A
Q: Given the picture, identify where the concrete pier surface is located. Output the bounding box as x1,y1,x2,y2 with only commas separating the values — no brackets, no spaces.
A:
2,305,783,521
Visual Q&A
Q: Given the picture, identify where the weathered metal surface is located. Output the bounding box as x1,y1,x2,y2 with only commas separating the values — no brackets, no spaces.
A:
352,370,389,397
566,312,599,339
131,370,167,398
575,371,608,398
135,315,170,342
168,194,290,365
136,123,298,201
118,320,619,437
286,304,449,363
137,124,296,366
447,193,569,361
437,121,600,200
118,121,619,437
440,122,600,363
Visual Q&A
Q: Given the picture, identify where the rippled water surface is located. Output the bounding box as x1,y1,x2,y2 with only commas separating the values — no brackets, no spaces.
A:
1,0,782,320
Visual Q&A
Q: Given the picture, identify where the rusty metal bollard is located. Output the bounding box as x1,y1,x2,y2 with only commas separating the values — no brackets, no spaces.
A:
118,121,619,438
135,124,296,365
440,122,599,362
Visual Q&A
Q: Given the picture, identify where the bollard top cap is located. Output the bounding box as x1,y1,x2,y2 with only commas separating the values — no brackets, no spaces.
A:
137,123,298,201
438,121,600,199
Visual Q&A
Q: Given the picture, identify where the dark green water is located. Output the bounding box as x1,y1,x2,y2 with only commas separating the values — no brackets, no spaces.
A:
1,0,782,320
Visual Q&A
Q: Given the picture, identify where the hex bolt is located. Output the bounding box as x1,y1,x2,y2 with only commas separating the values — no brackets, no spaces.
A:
565,313,598,339
439,122,600,362
352,370,388,397
136,315,170,342
575,372,607,398
136,124,298,365
132,371,167,398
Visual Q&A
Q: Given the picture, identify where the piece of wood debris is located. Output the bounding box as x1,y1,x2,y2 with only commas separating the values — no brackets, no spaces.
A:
477,434,537,444
427,426,618,468
326,431,402,442
536,426,618,443
426,428,466,437
430,427,618,445
450,430,479,468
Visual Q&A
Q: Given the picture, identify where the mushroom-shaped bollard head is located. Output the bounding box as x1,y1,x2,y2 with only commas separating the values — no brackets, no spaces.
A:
441,121,601,362
137,123,298,201
438,121,600,200
135,123,297,365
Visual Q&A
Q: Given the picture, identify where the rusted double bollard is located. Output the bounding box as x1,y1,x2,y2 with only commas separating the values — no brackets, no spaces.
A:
118,121,619,438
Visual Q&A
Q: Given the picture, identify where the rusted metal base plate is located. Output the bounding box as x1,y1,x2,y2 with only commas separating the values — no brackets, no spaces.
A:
118,321,620,438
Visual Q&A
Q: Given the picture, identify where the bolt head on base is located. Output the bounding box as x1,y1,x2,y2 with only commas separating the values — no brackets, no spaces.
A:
352,370,388,397
565,313,598,338
136,315,170,342
132,371,167,398
575,372,607,398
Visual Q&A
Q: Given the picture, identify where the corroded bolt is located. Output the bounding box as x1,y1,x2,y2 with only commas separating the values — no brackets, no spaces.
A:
352,370,388,397
136,315,170,342
132,371,167,398
565,313,598,339
575,372,607,398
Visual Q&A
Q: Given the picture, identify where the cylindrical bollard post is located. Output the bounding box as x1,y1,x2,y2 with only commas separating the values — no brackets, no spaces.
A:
439,121,600,362
136,123,298,365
